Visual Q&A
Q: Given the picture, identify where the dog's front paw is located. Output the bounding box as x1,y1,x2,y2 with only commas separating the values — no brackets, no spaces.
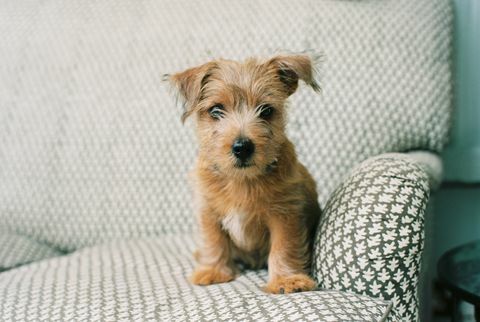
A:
190,266,235,285
264,274,316,294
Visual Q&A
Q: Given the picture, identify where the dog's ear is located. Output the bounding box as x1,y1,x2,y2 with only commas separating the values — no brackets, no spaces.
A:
164,62,217,122
268,53,322,96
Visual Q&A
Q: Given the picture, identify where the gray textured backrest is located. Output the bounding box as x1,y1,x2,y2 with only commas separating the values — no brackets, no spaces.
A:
0,0,452,250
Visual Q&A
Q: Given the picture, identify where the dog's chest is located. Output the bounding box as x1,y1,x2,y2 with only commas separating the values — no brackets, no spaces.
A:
221,210,258,251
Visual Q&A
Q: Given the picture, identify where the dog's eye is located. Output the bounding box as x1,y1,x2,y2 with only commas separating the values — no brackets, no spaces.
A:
259,105,274,119
208,104,224,120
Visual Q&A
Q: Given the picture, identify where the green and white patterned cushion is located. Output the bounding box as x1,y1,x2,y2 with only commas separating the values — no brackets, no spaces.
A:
313,156,430,321
0,234,395,321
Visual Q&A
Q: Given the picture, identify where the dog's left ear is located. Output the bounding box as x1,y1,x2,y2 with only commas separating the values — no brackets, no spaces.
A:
164,62,217,122
268,53,322,96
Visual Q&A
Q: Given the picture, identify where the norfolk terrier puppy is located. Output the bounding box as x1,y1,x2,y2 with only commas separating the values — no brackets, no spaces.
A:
167,53,322,294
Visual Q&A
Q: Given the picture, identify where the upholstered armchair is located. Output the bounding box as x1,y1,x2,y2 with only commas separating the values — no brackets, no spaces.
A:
0,0,452,320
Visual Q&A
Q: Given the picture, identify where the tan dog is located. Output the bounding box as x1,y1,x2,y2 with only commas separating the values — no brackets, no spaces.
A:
167,53,322,294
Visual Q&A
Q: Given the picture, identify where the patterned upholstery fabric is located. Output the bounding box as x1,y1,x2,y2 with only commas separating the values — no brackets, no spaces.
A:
313,156,430,321
0,229,63,271
0,0,453,320
0,234,396,321
0,0,453,250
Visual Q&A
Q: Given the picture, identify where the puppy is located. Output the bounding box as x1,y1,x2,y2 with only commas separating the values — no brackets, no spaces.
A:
167,53,322,294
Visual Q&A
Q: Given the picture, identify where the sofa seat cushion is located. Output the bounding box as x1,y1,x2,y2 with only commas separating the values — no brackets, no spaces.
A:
0,234,395,321
0,229,63,271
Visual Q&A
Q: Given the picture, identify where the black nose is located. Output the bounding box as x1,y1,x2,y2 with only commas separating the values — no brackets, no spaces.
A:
232,138,255,162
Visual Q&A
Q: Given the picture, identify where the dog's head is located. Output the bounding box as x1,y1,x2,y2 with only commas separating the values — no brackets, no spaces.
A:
167,53,321,178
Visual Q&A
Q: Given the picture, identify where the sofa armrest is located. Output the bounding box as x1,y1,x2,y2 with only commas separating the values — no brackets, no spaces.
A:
365,151,443,190
312,153,431,321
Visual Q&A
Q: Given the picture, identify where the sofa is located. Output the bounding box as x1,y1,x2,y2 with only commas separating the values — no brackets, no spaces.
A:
0,0,453,321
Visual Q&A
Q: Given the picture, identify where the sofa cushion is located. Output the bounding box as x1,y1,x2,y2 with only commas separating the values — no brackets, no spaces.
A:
0,229,63,271
312,156,430,321
0,0,453,250
0,233,395,321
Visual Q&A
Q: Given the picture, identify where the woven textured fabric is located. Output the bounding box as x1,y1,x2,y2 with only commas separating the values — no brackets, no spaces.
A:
0,229,62,271
0,0,452,250
0,234,394,321
312,156,430,321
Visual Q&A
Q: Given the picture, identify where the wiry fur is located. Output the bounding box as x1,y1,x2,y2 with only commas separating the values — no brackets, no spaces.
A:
167,53,322,294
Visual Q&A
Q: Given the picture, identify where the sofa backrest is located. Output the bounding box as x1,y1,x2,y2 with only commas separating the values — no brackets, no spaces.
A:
0,0,453,250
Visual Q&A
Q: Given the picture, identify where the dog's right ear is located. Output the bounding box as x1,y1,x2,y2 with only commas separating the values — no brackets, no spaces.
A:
164,62,217,123
267,52,323,96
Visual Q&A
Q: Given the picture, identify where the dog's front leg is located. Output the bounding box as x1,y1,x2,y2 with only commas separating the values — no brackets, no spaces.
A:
264,215,316,294
190,207,235,285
